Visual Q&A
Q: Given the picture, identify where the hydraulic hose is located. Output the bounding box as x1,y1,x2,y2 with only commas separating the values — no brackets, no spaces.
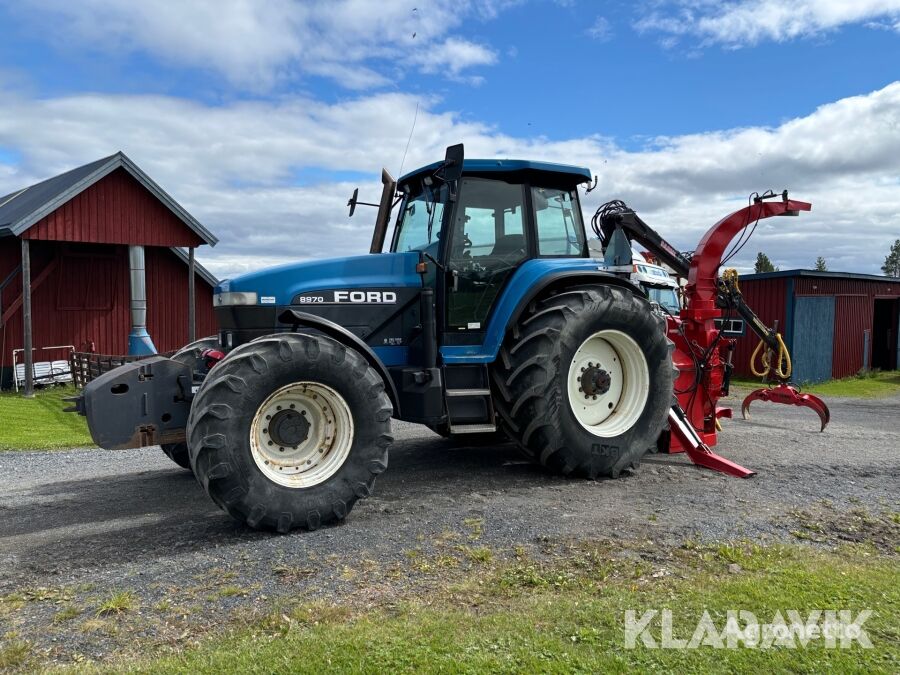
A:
750,332,792,379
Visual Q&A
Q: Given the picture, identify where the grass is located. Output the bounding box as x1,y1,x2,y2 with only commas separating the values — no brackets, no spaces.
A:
95,590,137,617
803,370,900,398
98,542,898,674
0,640,30,670
730,370,900,399
52,604,83,624
0,385,93,450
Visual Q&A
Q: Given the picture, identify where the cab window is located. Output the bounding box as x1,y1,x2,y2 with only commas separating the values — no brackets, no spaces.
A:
392,183,448,255
533,187,584,256
646,286,681,313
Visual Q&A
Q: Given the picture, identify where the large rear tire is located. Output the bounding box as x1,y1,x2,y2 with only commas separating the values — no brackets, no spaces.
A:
186,333,393,532
161,336,218,470
491,285,672,478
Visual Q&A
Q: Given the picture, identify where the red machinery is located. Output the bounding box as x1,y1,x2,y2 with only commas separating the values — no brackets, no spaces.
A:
592,192,830,478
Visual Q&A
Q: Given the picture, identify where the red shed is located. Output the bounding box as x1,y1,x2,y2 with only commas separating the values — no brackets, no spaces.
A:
0,152,218,391
731,270,900,383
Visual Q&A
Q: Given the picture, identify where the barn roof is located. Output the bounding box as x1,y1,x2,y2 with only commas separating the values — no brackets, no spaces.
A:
0,151,217,245
739,269,896,283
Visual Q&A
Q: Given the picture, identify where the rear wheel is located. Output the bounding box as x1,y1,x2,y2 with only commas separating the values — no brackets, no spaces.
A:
161,336,218,470
491,285,672,478
186,333,393,532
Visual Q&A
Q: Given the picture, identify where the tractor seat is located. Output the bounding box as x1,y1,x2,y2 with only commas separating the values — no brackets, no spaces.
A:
490,234,525,257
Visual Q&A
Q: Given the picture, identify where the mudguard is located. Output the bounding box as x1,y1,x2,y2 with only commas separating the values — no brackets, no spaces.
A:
67,356,194,449
278,308,400,414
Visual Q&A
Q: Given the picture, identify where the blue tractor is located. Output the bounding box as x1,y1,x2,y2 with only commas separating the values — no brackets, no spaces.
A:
73,145,673,532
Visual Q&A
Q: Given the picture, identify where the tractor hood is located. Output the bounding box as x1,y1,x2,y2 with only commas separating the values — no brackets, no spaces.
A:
214,252,422,306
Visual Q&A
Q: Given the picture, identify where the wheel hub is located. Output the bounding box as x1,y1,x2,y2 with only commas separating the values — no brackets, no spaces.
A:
579,362,612,398
567,329,650,437
250,382,354,489
267,408,310,448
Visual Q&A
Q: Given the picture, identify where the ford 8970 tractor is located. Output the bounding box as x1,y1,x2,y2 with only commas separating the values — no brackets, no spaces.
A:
71,144,827,532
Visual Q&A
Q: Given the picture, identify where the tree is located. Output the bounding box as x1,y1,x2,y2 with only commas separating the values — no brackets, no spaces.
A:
814,256,827,271
882,239,900,277
754,252,776,273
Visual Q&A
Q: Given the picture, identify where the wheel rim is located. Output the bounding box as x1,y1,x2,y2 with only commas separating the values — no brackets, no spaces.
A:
250,382,354,488
567,329,650,437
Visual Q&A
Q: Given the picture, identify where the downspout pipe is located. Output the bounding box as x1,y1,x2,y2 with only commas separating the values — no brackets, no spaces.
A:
127,245,157,356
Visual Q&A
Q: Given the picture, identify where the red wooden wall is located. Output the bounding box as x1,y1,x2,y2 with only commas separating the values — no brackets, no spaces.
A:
21,168,204,248
0,240,216,369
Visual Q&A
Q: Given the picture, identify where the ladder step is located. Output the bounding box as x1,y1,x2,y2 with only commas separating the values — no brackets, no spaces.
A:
446,388,491,397
449,423,497,434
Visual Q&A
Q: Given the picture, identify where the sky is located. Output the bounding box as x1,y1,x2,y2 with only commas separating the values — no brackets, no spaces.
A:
0,0,898,280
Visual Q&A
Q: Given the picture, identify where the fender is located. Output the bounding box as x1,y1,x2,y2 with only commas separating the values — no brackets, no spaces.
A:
441,260,644,364
278,308,400,415
505,270,643,331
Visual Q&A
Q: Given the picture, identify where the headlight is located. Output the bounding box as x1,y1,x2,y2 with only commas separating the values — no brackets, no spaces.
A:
214,291,258,306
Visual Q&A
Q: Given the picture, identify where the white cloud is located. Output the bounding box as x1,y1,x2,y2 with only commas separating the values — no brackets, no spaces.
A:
0,83,898,278
636,0,900,47
410,37,498,84
587,16,613,41
13,0,509,89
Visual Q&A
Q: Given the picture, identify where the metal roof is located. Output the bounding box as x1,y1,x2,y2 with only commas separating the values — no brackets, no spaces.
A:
399,158,592,185
0,151,217,246
738,269,897,283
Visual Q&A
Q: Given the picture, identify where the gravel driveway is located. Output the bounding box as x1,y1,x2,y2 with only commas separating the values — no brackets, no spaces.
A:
1,391,898,663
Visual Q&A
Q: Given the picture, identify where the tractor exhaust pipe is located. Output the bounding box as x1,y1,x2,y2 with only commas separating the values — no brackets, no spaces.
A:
127,245,157,356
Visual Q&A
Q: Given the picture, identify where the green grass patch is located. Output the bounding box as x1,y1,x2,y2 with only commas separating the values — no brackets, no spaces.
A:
0,385,93,451
108,543,898,673
0,640,31,670
95,590,137,617
730,370,900,399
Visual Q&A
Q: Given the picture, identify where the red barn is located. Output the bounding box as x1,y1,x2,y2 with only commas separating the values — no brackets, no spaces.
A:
730,270,900,383
0,152,218,391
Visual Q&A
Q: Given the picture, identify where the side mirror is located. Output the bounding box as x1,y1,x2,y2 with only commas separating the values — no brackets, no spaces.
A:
442,143,464,182
347,188,359,217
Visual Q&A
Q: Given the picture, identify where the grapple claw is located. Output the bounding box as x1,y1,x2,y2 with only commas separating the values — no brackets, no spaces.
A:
741,383,830,431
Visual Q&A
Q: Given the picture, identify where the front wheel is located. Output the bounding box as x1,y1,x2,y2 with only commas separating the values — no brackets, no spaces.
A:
492,285,673,478
186,333,393,532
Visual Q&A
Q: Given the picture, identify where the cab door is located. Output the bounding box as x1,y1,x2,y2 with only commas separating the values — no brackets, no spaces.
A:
443,178,529,334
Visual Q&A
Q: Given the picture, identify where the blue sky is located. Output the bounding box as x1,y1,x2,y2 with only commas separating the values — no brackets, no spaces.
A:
0,0,898,277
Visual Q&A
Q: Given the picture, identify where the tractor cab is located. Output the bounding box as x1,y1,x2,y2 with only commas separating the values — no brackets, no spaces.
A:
387,148,592,333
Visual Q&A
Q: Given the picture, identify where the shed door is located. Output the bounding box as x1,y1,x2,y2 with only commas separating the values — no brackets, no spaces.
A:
832,295,870,378
791,296,834,384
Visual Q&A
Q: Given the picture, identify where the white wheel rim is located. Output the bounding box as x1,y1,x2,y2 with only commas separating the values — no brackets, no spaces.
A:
567,329,650,437
250,382,354,488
